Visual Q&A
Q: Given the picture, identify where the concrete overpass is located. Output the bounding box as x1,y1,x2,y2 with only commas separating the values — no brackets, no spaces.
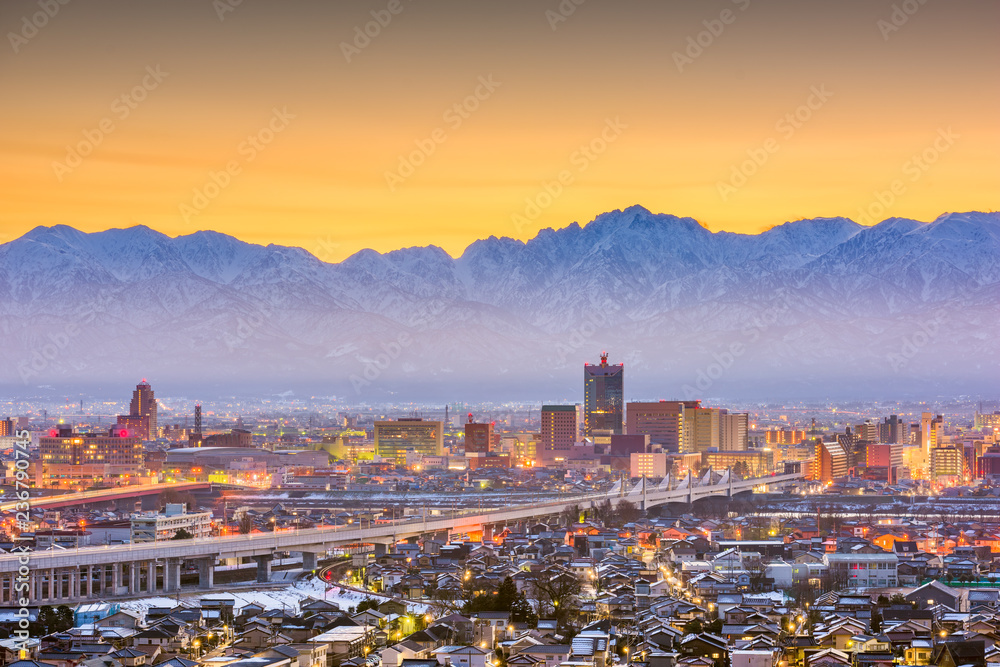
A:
0,468,802,605
0,482,211,512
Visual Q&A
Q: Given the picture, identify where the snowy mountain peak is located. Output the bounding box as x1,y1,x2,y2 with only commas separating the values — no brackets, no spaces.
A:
1,209,997,397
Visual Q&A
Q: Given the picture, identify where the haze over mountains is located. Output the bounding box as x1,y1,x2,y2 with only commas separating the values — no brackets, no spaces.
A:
1,206,998,402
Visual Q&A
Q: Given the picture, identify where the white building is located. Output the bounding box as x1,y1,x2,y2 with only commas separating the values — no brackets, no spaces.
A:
130,503,211,542
823,552,898,588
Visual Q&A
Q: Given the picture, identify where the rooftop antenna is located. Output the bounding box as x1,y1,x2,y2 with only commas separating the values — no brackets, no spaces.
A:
600,351,608,366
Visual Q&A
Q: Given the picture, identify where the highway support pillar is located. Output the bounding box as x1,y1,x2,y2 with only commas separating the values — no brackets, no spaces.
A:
253,555,272,584
197,558,214,590
164,558,181,593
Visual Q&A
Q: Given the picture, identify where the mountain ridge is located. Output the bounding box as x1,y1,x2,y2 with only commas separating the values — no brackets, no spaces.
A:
1,207,997,400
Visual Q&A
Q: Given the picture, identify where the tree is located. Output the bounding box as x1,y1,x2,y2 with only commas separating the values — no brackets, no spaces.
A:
561,504,582,527
593,499,615,526
172,528,194,540
683,618,703,634
356,597,380,613
496,577,517,609
34,605,75,635
55,606,73,630
239,514,253,534
790,580,816,607
746,557,768,592
617,500,641,525
528,570,581,630
510,592,537,626
871,608,883,633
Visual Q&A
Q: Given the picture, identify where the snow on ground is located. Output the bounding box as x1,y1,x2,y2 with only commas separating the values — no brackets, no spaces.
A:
119,577,427,623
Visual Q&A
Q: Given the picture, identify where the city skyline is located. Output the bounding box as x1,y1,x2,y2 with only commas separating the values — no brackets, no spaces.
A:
3,1,1000,655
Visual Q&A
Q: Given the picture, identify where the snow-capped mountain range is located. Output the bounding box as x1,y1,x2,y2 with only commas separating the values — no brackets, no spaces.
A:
1,206,997,400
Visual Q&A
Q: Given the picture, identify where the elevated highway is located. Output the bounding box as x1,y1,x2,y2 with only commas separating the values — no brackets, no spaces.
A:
0,468,802,605
0,482,211,512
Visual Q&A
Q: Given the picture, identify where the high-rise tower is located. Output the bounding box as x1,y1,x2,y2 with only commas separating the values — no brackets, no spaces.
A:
125,379,157,440
584,352,624,436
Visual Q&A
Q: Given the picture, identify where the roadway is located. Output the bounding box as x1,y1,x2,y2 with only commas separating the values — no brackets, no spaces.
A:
0,470,803,573
0,482,211,512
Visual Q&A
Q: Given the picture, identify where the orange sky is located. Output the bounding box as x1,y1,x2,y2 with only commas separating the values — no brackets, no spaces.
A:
1,0,997,260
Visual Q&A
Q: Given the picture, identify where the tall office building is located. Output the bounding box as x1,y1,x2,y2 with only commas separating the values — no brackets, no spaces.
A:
879,415,908,444
118,380,158,440
540,405,581,463
856,419,880,443
920,412,943,455
464,415,493,454
374,418,443,465
584,353,624,436
930,445,964,482
812,440,849,482
626,400,699,451
686,406,721,453
719,411,749,451
0,418,14,437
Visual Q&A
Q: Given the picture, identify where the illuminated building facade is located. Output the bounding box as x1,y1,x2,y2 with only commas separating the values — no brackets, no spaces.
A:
920,412,943,455
976,411,1000,429
584,353,623,436
464,416,493,454
631,452,667,478
374,418,443,465
719,411,749,451
540,405,581,463
39,426,144,488
811,440,849,482
626,400,695,451
704,449,775,476
117,380,158,440
765,429,808,445
930,445,965,483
